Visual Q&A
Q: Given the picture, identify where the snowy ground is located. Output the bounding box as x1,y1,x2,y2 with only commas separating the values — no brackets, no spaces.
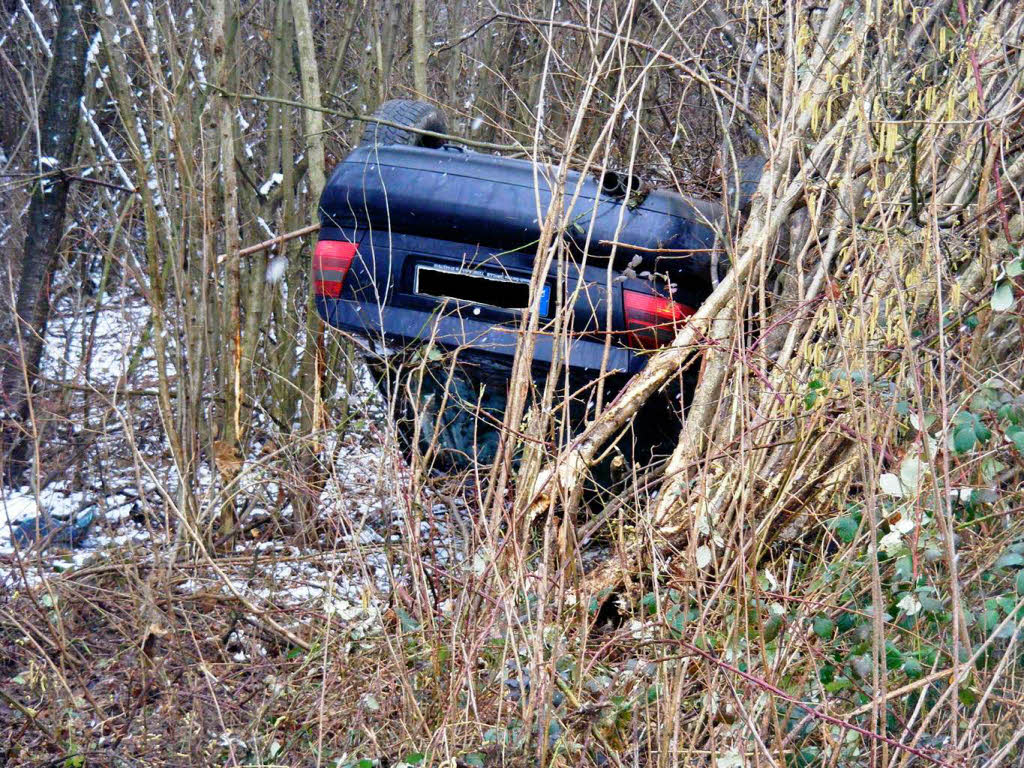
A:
1,288,470,639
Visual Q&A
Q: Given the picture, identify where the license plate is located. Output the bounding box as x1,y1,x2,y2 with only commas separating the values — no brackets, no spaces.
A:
415,264,551,316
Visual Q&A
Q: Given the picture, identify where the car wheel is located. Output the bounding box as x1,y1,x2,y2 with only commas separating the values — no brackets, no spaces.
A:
359,99,448,149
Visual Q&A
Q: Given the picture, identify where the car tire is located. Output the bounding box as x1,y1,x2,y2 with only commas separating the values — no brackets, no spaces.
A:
359,99,448,148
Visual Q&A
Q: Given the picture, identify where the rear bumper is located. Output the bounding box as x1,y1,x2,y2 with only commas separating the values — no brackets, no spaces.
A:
317,297,646,375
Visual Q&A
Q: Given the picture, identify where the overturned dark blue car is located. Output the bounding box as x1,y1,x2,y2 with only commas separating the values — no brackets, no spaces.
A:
314,100,747,473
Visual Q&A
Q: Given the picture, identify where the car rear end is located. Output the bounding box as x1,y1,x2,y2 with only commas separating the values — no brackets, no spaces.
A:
313,144,715,379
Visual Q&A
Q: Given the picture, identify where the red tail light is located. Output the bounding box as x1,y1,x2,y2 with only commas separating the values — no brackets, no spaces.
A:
623,289,695,349
313,240,357,298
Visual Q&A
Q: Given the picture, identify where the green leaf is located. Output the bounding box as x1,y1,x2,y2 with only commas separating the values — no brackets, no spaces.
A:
885,641,904,669
953,424,977,454
762,613,784,643
813,616,836,639
919,594,945,614
640,591,658,615
1007,258,1024,278
829,515,859,543
981,608,1001,633
1016,570,1024,596
395,606,421,632
357,760,375,768
1006,426,1024,453
981,457,1007,482
464,754,486,767
991,281,1015,312
959,686,979,708
995,552,1024,569
824,677,851,693
404,753,426,765
996,596,1017,614
836,611,857,633
903,657,923,679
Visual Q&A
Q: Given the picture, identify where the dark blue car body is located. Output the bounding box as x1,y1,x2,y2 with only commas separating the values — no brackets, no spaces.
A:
314,144,723,378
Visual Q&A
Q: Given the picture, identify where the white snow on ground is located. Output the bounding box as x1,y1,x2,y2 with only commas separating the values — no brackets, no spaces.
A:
2,289,469,640
41,288,153,385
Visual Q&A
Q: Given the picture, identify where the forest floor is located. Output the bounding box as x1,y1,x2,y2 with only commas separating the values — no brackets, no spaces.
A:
0,289,482,766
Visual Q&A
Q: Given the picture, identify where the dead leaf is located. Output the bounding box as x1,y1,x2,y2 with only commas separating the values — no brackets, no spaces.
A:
213,439,244,479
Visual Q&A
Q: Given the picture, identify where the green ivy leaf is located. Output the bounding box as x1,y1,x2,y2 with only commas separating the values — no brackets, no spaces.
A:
1017,570,1024,596
996,596,1017,614
1007,258,1024,278
813,616,836,639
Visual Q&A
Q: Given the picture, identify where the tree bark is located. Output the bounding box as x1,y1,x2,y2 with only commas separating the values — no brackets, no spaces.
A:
2,0,89,481
291,0,329,539
411,0,428,98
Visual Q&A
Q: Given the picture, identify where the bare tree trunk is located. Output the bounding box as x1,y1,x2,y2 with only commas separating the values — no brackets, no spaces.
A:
2,0,89,482
213,0,243,545
291,0,328,538
292,0,325,203
411,0,428,98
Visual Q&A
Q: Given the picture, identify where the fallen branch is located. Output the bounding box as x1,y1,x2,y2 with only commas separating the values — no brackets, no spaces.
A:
216,222,321,265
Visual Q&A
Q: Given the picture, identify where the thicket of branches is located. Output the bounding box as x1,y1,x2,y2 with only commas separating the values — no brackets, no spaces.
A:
2,0,1023,766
